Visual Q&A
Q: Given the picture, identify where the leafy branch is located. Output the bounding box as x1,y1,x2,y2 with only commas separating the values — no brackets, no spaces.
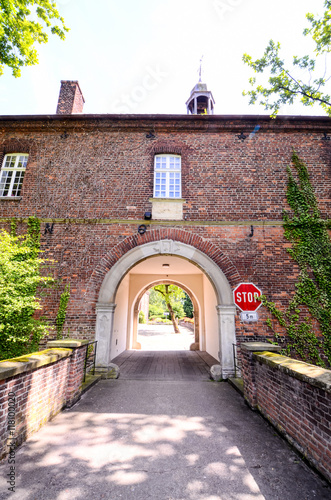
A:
0,0,69,77
243,1,331,117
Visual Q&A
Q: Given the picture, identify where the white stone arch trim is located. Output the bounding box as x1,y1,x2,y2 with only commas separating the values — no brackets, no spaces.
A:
98,240,233,305
96,240,236,378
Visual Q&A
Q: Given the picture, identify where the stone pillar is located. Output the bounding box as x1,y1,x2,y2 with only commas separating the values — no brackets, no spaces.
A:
193,98,197,114
216,305,237,379
95,303,116,370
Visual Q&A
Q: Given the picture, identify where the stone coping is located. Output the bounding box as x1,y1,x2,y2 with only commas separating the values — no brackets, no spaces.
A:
241,342,282,353
0,349,72,381
254,352,331,393
148,198,186,203
46,338,90,348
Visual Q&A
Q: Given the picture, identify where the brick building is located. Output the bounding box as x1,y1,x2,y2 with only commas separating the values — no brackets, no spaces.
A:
0,81,330,377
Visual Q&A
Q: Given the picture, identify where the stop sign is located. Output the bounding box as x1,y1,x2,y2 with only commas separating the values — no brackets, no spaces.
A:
233,283,262,312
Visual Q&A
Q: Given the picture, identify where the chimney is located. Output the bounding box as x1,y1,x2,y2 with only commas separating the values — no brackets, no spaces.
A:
56,80,85,114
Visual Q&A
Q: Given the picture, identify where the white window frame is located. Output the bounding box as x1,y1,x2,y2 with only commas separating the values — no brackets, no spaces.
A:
0,153,28,197
153,154,181,199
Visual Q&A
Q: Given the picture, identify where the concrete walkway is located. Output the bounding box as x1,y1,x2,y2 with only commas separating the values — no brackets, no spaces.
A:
137,323,195,351
0,377,330,499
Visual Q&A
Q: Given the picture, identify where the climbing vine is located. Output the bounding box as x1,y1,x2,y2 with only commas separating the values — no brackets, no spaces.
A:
262,152,331,366
56,283,70,339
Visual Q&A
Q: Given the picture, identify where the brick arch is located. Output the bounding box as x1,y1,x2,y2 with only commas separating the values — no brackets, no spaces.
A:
86,227,240,308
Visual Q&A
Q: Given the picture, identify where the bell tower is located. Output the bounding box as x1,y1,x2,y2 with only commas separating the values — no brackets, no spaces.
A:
186,82,215,115
186,59,215,115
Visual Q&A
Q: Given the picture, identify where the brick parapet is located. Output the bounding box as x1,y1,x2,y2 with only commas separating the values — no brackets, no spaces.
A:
46,341,89,406
241,343,331,483
0,343,87,460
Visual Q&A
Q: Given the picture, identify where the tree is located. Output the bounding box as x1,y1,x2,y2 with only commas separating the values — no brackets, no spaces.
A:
183,292,193,318
243,1,331,117
0,218,54,360
153,284,185,333
0,0,68,77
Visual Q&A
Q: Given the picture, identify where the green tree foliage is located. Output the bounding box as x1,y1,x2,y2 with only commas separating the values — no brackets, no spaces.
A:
148,288,166,318
243,1,331,117
148,303,164,319
0,217,54,360
0,0,68,77
149,288,166,308
152,284,185,333
183,292,194,318
261,152,331,366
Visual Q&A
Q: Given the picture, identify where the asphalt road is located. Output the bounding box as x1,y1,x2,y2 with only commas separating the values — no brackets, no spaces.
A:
0,377,330,500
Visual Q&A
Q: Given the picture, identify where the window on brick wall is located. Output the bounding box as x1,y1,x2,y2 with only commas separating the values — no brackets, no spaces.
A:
0,154,28,197
154,154,181,198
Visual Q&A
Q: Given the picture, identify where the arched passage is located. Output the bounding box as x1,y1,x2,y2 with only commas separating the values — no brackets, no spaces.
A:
131,278,200,351
95,239,237,379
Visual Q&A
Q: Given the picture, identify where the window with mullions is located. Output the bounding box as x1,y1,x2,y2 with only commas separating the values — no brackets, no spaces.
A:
154,154,181,198
0,154,28,197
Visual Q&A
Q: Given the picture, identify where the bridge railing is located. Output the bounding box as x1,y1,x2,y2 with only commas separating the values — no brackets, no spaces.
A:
232,343,242,378
83,341,98,382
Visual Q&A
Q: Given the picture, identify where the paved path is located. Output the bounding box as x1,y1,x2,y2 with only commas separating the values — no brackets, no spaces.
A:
0,373,330,499
112,350,218,380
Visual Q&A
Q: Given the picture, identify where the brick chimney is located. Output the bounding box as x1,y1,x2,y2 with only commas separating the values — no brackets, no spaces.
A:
56,80,85,114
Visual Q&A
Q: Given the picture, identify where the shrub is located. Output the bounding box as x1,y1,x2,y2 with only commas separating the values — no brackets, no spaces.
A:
0,218,54,360
138,310,146,324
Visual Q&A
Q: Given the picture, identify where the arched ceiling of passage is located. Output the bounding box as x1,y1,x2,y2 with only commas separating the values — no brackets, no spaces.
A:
128,255,202,276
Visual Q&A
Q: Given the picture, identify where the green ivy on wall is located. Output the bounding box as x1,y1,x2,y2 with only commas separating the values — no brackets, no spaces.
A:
56,283,70,339
262,152,331,366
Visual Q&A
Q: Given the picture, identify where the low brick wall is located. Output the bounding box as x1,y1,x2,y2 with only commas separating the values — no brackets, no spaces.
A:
241,343,331,483
0,340,88,460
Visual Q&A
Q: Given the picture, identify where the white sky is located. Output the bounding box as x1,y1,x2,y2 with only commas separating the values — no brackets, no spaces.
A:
0,0,328,116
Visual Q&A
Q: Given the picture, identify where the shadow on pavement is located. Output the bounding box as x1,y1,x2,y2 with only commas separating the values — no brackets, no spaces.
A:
0,379,330,500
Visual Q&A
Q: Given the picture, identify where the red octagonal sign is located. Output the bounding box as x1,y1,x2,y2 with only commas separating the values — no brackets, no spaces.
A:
233,283,262,312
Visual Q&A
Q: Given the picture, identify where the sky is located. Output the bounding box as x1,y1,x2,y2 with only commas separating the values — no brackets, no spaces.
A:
0,0,329,116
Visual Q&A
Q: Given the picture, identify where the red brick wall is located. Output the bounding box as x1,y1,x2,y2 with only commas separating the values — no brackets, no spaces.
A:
241,344,331,483
0,114,330,345
0,346,87,460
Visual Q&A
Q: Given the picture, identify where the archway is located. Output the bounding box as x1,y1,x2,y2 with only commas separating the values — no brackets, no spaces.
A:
132,278,200,351
95,239,236,378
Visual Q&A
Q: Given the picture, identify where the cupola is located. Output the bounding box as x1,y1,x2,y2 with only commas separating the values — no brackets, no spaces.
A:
186,82,215,115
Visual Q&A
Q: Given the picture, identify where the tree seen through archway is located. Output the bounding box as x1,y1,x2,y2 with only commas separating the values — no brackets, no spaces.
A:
147,285,193,333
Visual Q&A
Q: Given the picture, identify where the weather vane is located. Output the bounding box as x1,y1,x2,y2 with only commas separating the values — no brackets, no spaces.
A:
198,55,203,82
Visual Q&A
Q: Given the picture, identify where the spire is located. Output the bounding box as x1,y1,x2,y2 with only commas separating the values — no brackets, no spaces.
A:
198,55,203,83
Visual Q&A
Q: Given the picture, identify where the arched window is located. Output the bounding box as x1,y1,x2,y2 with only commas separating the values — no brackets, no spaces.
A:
0,154,28,197
154,154,181,198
